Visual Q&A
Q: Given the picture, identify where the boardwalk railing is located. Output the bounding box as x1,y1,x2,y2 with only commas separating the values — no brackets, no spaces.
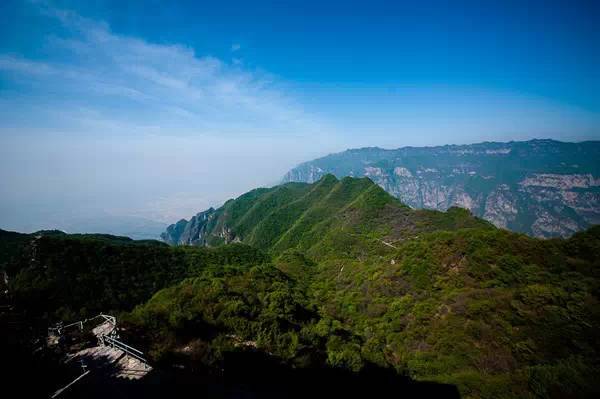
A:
49,313,149,398
100,334,149,367
50,371,90,398
49,313,116,335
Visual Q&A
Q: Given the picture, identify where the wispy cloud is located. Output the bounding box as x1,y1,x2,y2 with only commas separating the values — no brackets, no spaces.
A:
0,2,327,138
0,2,340,232
0,55,56,75
231,43,241,52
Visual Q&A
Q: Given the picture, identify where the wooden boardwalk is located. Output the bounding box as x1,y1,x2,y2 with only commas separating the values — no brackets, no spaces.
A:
50,314,151,398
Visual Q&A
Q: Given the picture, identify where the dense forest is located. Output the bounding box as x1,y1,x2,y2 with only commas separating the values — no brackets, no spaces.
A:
2,176,599,398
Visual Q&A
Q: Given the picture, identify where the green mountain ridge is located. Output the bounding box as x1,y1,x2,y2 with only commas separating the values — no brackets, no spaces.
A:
161,174,492,257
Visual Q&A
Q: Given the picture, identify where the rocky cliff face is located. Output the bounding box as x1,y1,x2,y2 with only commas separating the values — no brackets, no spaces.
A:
283,140,600,238
162,207,213,245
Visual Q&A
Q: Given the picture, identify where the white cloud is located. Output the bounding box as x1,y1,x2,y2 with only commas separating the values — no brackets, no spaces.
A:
0,3,328,139
0,3,341,233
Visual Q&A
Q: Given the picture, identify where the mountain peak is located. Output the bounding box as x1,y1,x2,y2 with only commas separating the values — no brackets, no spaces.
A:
161,175,489,256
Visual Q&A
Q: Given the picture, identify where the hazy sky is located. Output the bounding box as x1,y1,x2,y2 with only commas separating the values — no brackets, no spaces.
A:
1,0,599,234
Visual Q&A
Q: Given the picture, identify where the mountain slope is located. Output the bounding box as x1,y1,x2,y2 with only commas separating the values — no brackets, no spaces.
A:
283,139,600,238
1,230,267,321
161,175,492,257
4,175,600,398
150,218,600,398
302,225,600,398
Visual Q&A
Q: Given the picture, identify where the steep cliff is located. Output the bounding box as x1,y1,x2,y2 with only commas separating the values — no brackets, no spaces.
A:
283,139,600,238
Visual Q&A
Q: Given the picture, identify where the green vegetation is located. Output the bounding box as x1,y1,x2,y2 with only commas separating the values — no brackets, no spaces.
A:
4,231,267,321
163,175,491,258
124,263,319,367
307,227,600,398
2,175,599,398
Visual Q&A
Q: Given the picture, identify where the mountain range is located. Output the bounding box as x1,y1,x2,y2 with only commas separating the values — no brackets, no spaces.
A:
4,174,600,398
282,139,600,238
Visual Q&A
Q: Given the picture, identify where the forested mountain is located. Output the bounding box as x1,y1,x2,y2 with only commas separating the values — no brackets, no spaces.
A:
158,175,600,397
161,174,491,251
283,140,600,238
3,175,600,398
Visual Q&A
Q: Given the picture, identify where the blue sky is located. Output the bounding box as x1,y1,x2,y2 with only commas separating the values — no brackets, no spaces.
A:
0,0,599,234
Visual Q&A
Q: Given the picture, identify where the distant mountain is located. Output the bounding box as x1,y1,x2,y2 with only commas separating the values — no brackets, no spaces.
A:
56,214,168,240
1,213,167,241
161,174,491,252
283,139,600,238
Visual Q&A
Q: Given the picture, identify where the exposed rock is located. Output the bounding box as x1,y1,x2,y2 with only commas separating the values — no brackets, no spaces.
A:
282,139,600,238
394,167,412,178
364,166,386,177
520,173,599,190
284,164,324,183
454,191,476,212
483,185,518,229
160,207,221,246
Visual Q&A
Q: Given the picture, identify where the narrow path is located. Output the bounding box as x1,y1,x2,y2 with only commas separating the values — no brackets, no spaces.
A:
377,239,398,249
